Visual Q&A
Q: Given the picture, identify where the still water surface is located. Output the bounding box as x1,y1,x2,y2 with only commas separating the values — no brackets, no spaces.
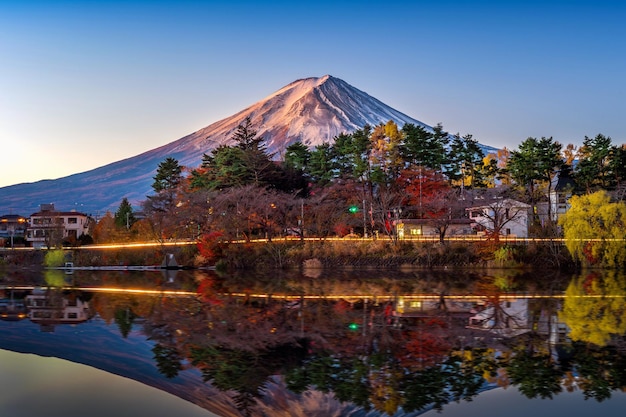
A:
1,268,626,417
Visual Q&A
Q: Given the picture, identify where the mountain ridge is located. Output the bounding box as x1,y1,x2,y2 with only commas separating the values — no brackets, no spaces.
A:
0,75,497,216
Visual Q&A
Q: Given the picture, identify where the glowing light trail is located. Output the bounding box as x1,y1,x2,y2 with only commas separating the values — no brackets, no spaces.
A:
1,286,624,301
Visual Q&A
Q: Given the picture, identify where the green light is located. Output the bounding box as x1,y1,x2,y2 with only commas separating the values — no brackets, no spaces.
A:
348,205,359,214
348,322,359,331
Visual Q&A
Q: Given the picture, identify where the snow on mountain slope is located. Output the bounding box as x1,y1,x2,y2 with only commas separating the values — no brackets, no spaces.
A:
159,75,429,165
0,75,497,215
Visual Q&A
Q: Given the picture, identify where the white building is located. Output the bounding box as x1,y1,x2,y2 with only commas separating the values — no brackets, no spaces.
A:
26,204,91,248
467,198,532,238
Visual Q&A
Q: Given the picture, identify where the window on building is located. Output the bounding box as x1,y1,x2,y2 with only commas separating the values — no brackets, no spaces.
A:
68,217,78,224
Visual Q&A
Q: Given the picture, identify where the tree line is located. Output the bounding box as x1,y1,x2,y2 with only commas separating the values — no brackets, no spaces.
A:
98,116,625,253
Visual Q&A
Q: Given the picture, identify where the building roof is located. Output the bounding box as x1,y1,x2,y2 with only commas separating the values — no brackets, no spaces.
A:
29,210,89,217
0,214,27,221
400,218,472,225
468,198,531,210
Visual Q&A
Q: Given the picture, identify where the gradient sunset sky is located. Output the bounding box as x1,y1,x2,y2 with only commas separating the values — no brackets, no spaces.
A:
1,0,625,188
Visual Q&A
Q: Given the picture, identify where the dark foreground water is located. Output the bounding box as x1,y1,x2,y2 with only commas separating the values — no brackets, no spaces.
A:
1,267,626,417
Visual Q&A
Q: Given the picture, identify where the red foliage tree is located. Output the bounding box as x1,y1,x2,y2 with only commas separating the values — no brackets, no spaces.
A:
197,231,225,264
397,168,449,218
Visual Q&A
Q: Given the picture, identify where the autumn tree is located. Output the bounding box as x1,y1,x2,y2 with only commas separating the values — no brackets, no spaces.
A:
423,188,469,243
205,185,257,242
171,187,216,239
397,167,432,218
479,153,502,188
304,181,365,237
372,121,404,181
93,212,117,243
368,121,404,186
559,190,626,268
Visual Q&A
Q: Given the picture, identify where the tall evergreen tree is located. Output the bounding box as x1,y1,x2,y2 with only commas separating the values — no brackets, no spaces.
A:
114,197,135,229
284,142,311,173
430,123,450,170
575,134,613,192
152,157,183,194
332,132,357,178
400,123,434,167
189,118,291,191
507,136,563,224
233,116,265,151
351,125,373,180
607,144,626,190
445,134,485,189
308,143,335,185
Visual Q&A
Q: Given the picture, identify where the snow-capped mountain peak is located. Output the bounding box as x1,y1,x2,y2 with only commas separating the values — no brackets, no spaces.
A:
0,76,494,215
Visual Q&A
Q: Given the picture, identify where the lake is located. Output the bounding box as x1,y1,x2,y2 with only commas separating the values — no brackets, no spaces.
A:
1,267,626,417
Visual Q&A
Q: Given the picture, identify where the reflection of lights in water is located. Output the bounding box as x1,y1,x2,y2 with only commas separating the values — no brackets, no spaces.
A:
2,285,626,302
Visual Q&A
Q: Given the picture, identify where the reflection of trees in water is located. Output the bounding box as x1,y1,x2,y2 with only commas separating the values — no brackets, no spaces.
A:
152,344,183,379
44,269,626,416
560,270,626,346
114,306,138,338
190,343,307,416
570,342,626,402
505,346,562,399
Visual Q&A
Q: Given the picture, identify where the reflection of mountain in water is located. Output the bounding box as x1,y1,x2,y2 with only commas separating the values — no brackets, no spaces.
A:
1,269,626,416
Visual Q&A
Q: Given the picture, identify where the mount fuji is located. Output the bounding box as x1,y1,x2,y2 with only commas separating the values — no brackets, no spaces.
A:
0,75,497,216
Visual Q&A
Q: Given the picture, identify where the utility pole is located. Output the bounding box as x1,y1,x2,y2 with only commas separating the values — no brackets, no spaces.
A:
300,199,304,241
363,200,367,238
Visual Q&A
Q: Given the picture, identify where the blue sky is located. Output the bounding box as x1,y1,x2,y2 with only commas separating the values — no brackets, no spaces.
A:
1,0,625,187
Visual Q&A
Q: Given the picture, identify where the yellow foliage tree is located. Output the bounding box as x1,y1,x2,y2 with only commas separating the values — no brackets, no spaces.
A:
369,121,403,180
559,190,626,268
